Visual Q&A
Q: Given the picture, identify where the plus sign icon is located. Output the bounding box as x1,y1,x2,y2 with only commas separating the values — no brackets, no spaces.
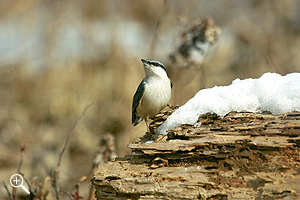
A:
9,174,30,194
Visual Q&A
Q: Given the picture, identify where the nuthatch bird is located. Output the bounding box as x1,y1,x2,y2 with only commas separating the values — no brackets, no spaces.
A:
132,59,172,132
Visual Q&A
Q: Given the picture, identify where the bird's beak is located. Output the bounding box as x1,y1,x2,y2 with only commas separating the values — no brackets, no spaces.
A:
141,59,149,66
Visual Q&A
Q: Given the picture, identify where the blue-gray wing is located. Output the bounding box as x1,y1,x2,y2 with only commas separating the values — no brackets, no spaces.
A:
132,79,145,125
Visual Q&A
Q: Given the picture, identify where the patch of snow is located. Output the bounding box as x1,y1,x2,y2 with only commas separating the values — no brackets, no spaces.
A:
158,72,300,134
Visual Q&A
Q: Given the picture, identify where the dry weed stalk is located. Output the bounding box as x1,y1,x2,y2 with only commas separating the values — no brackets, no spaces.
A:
169,18,221,102
169,18,221,68
54,102,93,200
0,146,32,200
2,181,13,200
1,101,118,200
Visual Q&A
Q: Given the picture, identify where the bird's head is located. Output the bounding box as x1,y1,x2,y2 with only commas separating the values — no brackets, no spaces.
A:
141,59,168,78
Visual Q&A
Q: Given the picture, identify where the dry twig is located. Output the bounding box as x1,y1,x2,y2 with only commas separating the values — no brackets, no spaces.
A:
54,102,94,200
2,181,14,200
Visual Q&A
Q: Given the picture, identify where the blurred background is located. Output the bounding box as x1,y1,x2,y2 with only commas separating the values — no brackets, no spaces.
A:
0,0,300,199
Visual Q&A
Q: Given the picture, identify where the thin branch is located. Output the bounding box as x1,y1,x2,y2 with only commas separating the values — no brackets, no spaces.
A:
62,191,74,200
178,44,212,92
54,102,93,200
17,145,25,173
198,44,212,89
12,187,16,200
2,181,14,200
10,145,27,199
16,143,32,197
265,49,282,73
56,102,93,168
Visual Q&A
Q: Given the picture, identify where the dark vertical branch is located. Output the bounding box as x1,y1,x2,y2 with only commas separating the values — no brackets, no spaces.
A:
17,146,25,173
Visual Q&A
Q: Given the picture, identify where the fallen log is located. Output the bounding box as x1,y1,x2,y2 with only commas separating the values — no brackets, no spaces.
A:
92,111,300,199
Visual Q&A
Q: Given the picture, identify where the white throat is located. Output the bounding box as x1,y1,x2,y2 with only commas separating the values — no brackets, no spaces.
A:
144,66,169,80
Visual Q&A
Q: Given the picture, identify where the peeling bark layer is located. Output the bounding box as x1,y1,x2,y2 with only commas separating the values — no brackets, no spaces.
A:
92,111,300,199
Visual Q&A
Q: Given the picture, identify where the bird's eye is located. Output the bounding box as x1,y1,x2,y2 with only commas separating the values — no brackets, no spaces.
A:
154,62,160,67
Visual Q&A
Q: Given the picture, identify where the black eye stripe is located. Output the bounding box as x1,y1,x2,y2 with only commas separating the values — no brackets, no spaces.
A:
144,59,167,72
149,61,163,67
149,61,158,66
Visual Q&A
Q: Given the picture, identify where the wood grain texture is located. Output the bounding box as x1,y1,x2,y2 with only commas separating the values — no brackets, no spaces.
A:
92,110,300,199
